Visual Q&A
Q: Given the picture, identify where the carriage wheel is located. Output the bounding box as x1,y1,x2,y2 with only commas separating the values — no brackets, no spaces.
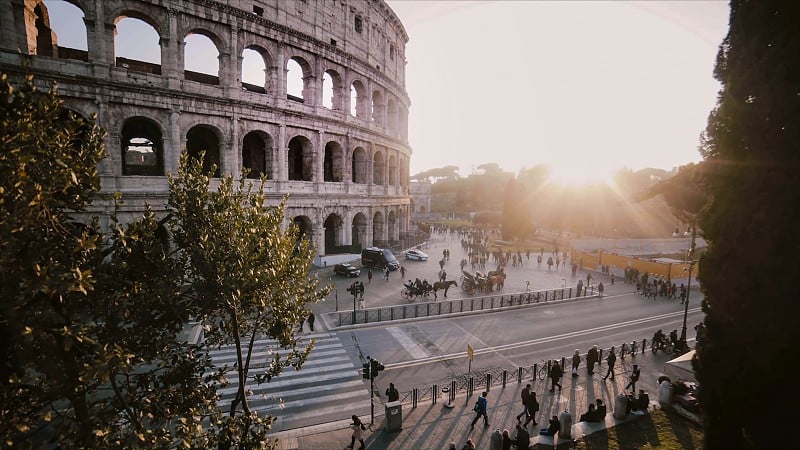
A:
401,288,410,300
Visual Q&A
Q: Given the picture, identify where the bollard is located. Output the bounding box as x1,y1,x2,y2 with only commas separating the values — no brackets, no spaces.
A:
450,380,457,403
658,379,672,407
432,384,438,405
502,370,507,387
490,429,503,450
561,357,566,370
468,377,474,398
412,388,418,408
486,373,492,391
559,409,573,440
518,367,523,383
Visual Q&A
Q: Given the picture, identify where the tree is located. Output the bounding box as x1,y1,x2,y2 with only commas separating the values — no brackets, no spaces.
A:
410,165,460,182
167,154,331,448
695,3,800,448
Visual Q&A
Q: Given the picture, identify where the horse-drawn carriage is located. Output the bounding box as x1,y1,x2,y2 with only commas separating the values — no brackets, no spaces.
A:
402,279,459,302
461,268,506,294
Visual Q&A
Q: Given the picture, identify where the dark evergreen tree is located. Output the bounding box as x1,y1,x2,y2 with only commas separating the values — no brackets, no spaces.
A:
696,2,800,448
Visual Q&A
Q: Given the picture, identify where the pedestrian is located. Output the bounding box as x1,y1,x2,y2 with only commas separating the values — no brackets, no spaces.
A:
441,269,447,281
548,360,562,392
515,384,532,422
595,399,607,421
447,443,457,450
384,266,390,281
367,269,372,283
539,415,561,436
461,439,476,450
501,428,513,450
511,423,531,450
470,391,489,428
603,347,616,380
625,364,641,392
523,392,539,427
307,312,315,332
598,282,604,298
439,259,445,270
348,415,365,449
385,382,399,402
587,345,598,375
571,349,581,377
400,265,406,278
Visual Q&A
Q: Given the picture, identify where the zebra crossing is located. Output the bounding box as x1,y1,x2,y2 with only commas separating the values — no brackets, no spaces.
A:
208,332,372,432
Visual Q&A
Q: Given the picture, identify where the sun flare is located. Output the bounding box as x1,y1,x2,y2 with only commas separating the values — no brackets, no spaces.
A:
546,163,615,187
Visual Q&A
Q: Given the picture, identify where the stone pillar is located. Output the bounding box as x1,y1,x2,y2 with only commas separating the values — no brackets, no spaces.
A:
226,114,239,177
222,26,238,95
84,3,107,79
96,99,114,176
2,0,21,52
316,130,325,184
164,9,181,89
314,219,325,256
168,108,181,174
275,45,286,107
277,123,287,181
343,210,353,245
366,208,374,247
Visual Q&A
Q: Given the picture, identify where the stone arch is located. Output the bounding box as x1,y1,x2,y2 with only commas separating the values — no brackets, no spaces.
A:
186,124,221,177
286,55,313,102
388,155,397,186
114,14,161,73
352,146,368,184
242,130,273,179
388,210,397,242
350,79,367,118
352,212,367,249
322,69,343,110
287,135,314,181
373,211,385,247
241,45,270,93
371,89,384,125
373,150,385,185
292,215,313,247
121,116,163,176
387,97,398,135
184,31,221,84
29,1,54,56
323,213,344,254
28,0,88,60
323,141,344,182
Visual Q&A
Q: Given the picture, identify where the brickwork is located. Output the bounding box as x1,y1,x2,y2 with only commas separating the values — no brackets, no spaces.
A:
1,0,412,257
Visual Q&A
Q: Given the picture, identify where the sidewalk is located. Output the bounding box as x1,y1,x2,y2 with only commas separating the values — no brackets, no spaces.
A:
273,348,678,449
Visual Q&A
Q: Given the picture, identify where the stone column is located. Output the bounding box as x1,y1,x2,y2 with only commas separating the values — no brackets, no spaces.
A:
366,208,374,247
226,114,238,177
277,123,287,181
167,108,181,175
343,209,353,246
316,130,325,184
164,9,181,89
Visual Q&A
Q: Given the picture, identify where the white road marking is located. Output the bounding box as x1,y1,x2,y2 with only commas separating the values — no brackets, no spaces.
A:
386,326,430,359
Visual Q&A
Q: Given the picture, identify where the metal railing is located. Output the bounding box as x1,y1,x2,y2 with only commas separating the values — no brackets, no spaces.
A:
332,285,596,327
393,337,663,410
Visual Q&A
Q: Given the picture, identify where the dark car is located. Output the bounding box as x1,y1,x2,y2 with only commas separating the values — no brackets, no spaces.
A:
334,263,361,278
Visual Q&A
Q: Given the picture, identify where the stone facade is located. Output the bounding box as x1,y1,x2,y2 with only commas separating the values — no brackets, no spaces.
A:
0,0,412,258
409,180,432,218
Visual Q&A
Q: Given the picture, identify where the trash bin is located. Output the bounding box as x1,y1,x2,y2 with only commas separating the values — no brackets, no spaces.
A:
559,410,573,440
385,401,402,432
613,394,628,420
658,380,672,407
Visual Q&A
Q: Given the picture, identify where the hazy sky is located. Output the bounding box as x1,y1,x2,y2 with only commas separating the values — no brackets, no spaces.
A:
386,1,730,181
44,0,730,184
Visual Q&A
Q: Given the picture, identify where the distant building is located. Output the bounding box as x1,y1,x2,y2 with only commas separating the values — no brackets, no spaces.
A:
410,181,432,219
1,0,414,259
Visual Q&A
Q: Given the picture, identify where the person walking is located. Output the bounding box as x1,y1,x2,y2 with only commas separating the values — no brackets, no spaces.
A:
603,347,616,380
587,345,599,375
400,265,406,279
347,415,366,449
358,281,365,300
625,364,641,392
384,266,390,281
385,382,399,402
523,392,539,427
470,391,489,428
367,269,372,283
598,282,605,298
571,349,581,377
515,384,532,422
548,361,563,392
306,312,315,332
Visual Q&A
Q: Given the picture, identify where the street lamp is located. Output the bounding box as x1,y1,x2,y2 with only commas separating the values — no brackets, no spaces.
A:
679,225,697,351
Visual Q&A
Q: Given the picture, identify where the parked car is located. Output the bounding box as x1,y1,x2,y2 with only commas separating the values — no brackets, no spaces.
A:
333,263,361,277
405,249,429,261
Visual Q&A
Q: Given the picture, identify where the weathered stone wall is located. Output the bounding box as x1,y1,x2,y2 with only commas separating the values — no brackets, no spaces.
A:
0,0,412,257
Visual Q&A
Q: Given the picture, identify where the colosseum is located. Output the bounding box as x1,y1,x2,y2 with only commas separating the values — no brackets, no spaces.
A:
0,0,413,262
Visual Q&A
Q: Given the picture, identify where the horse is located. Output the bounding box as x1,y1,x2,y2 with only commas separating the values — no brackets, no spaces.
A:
433,280,458,299
488,273,506,291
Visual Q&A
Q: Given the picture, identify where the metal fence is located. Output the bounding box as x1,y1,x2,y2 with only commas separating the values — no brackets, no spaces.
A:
395,337,662,409
333,285,595,327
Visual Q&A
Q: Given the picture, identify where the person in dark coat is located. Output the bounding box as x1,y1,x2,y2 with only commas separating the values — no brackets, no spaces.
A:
571,349,581,377
603,347,616,380
510,423,531,450
385,383,399,402
625,364,641,392
595,399,607,421
587,345,599,375
549,361,563,392
539,415,561,436
523,391,539,427
306,312,315,331
470,391,489,428
579,404,597,422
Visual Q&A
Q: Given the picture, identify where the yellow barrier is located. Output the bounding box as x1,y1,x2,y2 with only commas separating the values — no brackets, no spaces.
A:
571,249,697,281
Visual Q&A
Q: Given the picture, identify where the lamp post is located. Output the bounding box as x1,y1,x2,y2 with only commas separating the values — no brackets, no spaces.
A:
679,226,697,350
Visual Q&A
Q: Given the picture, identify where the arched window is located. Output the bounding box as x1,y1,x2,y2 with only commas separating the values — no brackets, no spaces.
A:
184,33,219,84
323,141,343,182
350,80,366,118
324,214,343,254
352,213,367,247
387,97,398,135
292,216,313,247
39,0,88,60
242,131,273,179
121,117,162,176
186,125,220,177
387,210,397,242
115,16,161,74
287,136,313,181
352,147,368,184
322,71,335,109
241,47,267,93
286,57,305,102
373,211,385,247
388,155,397,186
373,151,385,185
371,90,383,125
